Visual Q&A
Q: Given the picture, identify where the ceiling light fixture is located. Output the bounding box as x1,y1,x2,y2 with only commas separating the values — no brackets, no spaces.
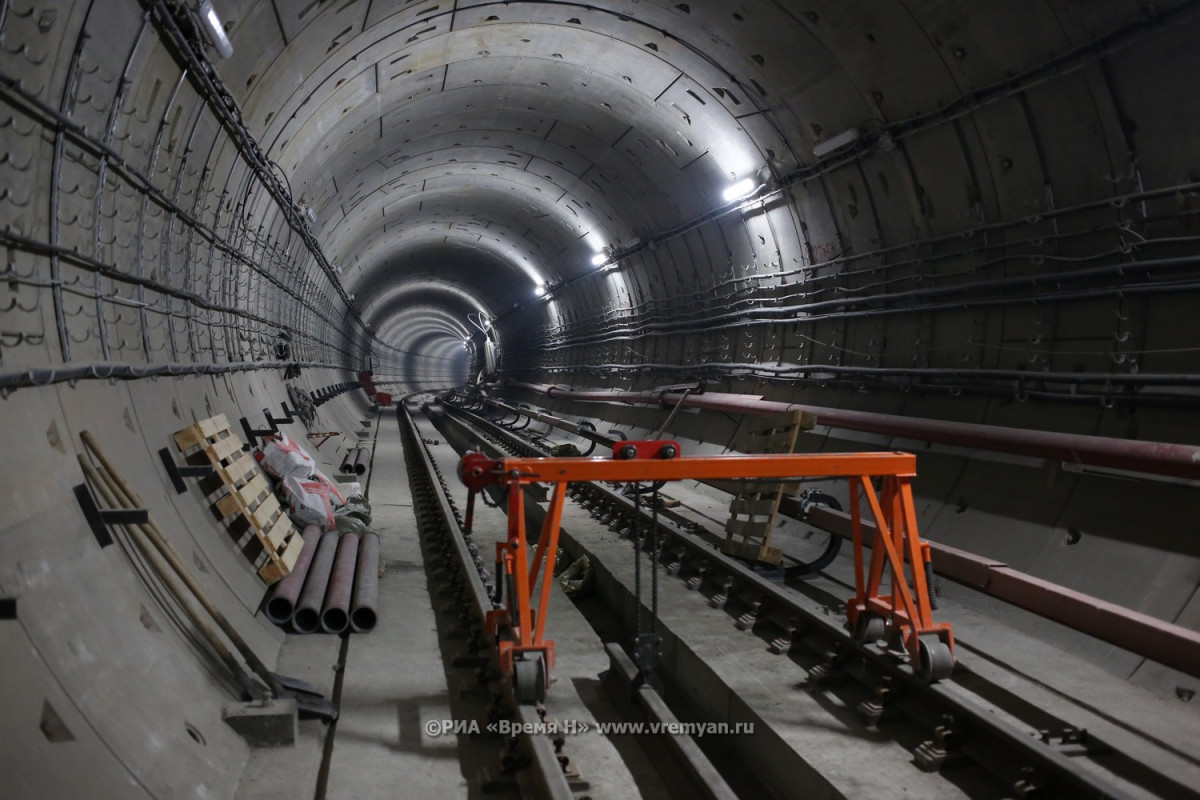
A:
534,285,547,298
590,253,608,267
198,1,234,60
722,177,760,203
813,127,861,158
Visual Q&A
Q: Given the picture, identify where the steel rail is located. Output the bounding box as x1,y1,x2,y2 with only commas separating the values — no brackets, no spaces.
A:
396,400,573,800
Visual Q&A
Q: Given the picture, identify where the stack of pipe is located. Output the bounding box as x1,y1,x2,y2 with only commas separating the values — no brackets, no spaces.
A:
340,448,369,475
261,528,380,635
263,526,322,624
351,533,379,633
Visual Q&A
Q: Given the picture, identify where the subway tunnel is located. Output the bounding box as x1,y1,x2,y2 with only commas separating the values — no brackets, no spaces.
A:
3,0,1200,797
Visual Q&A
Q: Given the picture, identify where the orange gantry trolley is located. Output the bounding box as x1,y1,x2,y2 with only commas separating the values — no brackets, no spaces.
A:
458,439,954,703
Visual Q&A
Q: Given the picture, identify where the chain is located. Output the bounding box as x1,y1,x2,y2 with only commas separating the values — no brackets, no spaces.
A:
650,484,660,633
632,482,643,632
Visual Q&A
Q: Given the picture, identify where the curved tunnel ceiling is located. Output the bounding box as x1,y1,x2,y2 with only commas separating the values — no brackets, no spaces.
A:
169,0,1200,411
5,0,1195,411
218,0,790,369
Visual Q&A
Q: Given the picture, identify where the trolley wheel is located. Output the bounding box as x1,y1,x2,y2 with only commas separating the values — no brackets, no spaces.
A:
853,613,888,644
916,635,955,684
514,656,546,704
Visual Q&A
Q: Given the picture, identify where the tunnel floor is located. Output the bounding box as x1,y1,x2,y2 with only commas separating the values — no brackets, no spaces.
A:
226,404,1200,800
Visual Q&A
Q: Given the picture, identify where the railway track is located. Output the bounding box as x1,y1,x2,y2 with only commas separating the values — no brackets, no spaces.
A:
400,392,1199,799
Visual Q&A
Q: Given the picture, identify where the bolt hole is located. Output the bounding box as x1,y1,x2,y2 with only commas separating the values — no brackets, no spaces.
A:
185,722,206,746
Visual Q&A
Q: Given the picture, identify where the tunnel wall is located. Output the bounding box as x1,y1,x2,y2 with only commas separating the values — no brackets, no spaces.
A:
0,365,371,797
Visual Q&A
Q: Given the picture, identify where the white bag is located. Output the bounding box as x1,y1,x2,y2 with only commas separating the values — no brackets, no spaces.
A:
309,469,346,509
259,434,316,481
282,475,336,530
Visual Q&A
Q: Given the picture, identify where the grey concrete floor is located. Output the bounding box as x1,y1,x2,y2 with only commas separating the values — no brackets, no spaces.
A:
233,403,1200,800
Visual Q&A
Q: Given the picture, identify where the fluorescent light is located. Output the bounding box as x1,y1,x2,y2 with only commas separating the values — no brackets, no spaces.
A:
722,177,758,202
813,127,860,158
534,285,547,298
590,253,607,267
199,2,234,59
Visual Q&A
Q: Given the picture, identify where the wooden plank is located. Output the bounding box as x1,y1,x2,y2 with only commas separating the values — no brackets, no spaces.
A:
258,533,303,584
197,415,230,438
248,493,282,532
215,473,269,517
752,429,802,452
721,539,783,565
174,426,203,450
172,415,231,450
205,434,243,463
215,491,239,519
239,473,270,506
725,519,772,539
261,514,293,551
218,453,256,485
729,497,780,516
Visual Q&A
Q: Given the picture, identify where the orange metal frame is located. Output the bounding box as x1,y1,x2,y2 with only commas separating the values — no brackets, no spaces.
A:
458,442,952,685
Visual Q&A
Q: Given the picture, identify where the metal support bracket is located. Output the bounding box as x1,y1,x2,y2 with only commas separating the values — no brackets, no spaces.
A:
239,413,280,449
631,632,663,694
265,403,295,428
74,483,148,548
158,447,215,494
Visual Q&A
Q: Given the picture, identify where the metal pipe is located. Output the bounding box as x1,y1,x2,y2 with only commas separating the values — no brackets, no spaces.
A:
293,531,339,634
352,447,370,475
351,532,380,633
341,449,358,475
79,431,279,692
509,381,1200,481
320,532,360,634
263,525,321,624
804,506,1200,680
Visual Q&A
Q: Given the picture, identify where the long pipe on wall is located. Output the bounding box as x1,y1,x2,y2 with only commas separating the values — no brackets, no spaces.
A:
505,381,1200,481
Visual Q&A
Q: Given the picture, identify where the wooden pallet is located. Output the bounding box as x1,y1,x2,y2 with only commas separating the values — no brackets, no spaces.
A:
174,415,303,584
722,410,816,566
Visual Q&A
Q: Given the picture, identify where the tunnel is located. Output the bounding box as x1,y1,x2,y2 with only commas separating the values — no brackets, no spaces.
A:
2,1,1199,797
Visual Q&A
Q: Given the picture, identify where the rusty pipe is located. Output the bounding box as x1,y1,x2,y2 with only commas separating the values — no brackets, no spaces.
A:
352,447,369,475
351,532,380,633
264,525,322,624
293,531,339,633
804,505,1200,680
320,532,360,634
508,381,1200,481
